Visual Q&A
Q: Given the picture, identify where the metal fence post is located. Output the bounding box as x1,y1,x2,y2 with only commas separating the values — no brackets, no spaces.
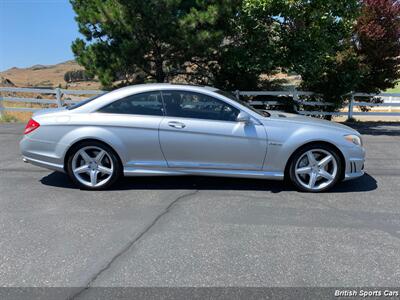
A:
55,88,63,107
292,89,299,112
0,93,4,118
348,93,354,120
235,90,240,100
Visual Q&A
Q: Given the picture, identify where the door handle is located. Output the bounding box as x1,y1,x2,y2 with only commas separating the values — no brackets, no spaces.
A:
168,121,186,129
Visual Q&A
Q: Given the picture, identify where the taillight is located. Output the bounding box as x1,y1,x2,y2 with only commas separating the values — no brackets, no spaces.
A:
24,118,40,134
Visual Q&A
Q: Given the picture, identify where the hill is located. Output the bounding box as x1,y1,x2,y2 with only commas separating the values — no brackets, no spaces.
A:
0,60,100,89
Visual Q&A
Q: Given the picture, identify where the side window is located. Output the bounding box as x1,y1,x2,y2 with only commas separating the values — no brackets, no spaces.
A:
98,91,163,116
162,91,239,121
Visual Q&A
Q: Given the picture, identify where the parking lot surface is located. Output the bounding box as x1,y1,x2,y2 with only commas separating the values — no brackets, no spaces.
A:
1,123,399,295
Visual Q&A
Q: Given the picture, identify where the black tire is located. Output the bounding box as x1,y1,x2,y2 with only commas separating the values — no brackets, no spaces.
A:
66,140,122,190
288,143,343,192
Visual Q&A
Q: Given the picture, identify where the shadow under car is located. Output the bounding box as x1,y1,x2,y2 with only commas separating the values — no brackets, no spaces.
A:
40,172,377,194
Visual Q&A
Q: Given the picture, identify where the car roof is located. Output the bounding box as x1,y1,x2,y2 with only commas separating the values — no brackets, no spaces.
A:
110,83,219,94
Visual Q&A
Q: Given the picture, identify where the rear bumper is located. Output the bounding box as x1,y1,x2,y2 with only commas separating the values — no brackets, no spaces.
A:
20,136,65,172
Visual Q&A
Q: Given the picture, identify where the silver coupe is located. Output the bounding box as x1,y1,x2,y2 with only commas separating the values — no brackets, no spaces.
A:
20,84,365,192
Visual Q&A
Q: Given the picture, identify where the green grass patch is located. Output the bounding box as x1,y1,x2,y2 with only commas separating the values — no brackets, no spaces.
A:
385,82,400,93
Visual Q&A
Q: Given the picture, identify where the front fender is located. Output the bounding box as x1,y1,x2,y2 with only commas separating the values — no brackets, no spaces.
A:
263,122,351,173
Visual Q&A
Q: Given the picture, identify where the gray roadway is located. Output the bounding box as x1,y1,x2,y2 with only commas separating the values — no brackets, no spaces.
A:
0,123,400,296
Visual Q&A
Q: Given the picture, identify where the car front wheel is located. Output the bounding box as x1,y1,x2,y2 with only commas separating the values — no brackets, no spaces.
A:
66,141,121,190
289,144,342,192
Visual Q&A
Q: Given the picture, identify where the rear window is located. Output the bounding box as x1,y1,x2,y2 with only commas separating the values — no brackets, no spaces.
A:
67,92,108,110
98,91,164,116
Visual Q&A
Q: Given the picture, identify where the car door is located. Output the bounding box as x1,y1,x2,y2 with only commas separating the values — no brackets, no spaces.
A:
159,90,267,170
97,91,167,168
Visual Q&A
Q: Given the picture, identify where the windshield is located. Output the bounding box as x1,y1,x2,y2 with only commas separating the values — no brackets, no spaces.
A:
215,90,270,117
67,92,108,110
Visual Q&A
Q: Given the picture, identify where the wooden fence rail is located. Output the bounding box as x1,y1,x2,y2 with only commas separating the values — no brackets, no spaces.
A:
1,87,400,119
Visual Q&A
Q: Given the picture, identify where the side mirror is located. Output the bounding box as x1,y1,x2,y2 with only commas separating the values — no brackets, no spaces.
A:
236,112,251,123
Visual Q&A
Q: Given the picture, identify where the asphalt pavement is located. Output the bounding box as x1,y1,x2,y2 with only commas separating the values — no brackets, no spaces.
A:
0,122,399,298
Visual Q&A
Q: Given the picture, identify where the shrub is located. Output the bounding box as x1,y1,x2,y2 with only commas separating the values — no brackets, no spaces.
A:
64,70,94,83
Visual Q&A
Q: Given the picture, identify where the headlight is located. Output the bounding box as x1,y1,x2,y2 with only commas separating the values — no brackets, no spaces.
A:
344,134,362,146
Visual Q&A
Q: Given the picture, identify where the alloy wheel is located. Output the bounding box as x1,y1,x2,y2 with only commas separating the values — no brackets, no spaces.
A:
71,146,114,188
294,149,338,191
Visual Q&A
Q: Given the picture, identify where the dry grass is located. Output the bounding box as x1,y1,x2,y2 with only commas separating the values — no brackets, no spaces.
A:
0,94,91,122
0,113,19,123
1,111,31,123
1,101,58,122
0,60,103,122
0,60,101,89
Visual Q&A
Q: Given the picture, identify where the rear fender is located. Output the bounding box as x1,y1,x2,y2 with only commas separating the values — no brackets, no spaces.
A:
57,126,127,164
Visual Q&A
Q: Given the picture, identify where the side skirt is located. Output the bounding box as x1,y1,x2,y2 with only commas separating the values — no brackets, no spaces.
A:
123,167,284,180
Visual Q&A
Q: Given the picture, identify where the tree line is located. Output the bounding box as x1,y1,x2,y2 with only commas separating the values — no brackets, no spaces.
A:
64,69,94,83
70,0,400,109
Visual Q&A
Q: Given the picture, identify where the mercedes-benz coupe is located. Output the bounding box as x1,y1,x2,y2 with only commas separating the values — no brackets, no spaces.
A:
20,84,365,192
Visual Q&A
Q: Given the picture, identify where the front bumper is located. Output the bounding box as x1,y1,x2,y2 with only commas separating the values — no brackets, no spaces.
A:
343,145,366,181
343,158,364,181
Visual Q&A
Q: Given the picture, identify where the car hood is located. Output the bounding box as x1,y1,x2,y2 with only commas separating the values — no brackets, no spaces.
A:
264,111,359,134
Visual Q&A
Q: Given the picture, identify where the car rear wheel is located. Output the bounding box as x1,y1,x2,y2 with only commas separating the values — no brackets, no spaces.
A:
66,141,121,190
289,144,342,192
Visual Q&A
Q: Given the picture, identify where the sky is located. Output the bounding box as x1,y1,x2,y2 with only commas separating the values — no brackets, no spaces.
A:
0,0,81,71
